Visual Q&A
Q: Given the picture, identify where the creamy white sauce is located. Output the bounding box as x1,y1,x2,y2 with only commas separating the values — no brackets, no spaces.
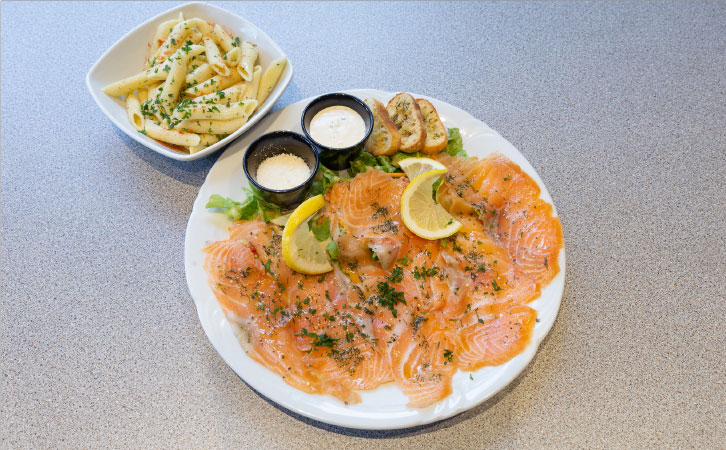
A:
309,106,366,148
256,153,310,190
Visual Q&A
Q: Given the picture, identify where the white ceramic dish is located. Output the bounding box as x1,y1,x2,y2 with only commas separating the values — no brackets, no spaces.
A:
86,2,293,161
184,89,566,429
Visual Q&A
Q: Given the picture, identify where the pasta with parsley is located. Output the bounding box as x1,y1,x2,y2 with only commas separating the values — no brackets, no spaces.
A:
102,15,287,153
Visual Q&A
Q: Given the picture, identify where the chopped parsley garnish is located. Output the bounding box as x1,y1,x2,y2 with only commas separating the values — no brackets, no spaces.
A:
492,279,503,291
295,328,339,350
387,266,403,283
443,349,454,364
376,281,406,318
413,266,439,280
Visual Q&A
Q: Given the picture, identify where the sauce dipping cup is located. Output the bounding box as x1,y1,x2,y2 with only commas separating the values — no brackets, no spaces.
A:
243,131,319,207
301,93,373,170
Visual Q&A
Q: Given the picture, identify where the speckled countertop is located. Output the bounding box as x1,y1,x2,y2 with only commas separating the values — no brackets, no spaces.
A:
1,1,724,448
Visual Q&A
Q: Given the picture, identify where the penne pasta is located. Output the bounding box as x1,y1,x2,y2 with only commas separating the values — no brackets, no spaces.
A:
189,28,203,45
187,133,226,153
148,18,212,67
202,37,230,77
149,18,180,59
137,87,148,103
243,66,262,101
236,41,259,81
212,24,236,52
257,57,287,106
183,44,206,59
173,100,258,121
177,117,251,134
141,82,165,121
158,49,189,114
146,82,164,101
185,69,242,97
186,53,207,70
184,63,215,89
191,84,247,104
125,93,145,131
106,15,274,153
102,65,171,96
224,47,242,67
144,121,201,146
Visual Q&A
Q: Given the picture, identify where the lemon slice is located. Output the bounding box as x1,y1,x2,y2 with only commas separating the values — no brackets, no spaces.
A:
401,169,462,240
398,157,447,180
282,195,333,275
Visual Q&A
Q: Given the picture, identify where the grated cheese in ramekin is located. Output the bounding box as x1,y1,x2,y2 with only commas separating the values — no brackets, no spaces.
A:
256,153,311,190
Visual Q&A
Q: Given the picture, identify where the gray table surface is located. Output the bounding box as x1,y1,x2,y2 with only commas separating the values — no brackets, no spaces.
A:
2,1,724,448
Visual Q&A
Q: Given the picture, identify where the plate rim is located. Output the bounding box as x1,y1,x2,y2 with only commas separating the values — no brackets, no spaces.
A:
184,88,566,429
85,1,294,162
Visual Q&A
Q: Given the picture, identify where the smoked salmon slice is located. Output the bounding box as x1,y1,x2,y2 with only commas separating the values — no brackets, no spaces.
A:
437,153,563,287
204,152,563,407
455,303,537,370
325,170,408,268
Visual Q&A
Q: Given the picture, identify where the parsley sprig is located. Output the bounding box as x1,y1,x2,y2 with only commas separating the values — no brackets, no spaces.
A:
295,328,339,351
376,281,406,318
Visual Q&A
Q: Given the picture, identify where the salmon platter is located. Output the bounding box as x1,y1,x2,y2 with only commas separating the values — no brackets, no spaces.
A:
185,89,566,429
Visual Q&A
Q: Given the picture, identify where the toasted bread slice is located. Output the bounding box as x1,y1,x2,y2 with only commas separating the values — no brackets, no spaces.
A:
416,99,448,154
386,93,426,153
364,98,401,156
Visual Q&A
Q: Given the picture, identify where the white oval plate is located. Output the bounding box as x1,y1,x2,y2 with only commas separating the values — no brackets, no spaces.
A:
184,89,566,429
86,1,293,161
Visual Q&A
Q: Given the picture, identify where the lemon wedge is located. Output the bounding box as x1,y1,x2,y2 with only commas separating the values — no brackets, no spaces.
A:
401,169,462,240
398,157,447,180
282,195,333,275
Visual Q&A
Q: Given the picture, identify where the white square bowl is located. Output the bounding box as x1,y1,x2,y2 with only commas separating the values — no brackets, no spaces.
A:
86,1,293,161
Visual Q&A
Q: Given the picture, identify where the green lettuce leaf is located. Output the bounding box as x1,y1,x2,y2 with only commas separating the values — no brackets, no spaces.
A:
308,216,331,241
349,152,401,176
206,186,280,222
308,163,346,196
432,177,443,203
326,241,340,260
376,155,397,173
444,128,467,157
